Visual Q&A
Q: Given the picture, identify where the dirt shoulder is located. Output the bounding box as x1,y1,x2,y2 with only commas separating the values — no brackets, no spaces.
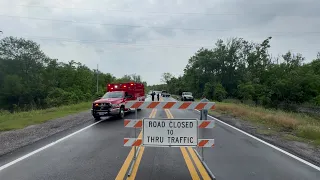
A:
0,111,92,157
209,111,320,167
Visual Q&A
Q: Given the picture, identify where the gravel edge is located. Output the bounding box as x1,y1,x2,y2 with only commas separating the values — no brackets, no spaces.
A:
209,113,320,167
0,111,93,157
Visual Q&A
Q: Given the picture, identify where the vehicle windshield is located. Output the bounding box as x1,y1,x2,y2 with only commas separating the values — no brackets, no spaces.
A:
183,92,192,95
102,92,124,98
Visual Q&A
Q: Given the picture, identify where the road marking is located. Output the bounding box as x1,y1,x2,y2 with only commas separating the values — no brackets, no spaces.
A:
115,144,135,180
194,109,320,172
180,147,200,180
127,145,145,180
168,96,320,171
187,147,211,179
126,100,165,179
165,109,211,180
115,108,157,180
0,119,103,171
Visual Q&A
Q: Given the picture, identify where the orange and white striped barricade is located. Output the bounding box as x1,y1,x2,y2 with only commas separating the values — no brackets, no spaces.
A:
124,119,215,129
123,101,216,178
125,101,215,110
124,118,215,147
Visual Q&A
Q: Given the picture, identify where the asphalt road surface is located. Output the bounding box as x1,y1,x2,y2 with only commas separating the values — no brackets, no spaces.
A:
0,97,320,180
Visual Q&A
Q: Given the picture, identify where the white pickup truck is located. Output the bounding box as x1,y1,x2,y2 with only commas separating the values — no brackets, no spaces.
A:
181,92,194,101
161,90,171,97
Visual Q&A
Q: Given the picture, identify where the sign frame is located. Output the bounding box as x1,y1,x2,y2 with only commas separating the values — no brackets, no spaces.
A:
142,118,198,147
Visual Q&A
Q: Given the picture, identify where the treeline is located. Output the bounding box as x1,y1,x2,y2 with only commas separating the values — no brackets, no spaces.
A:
0,36,146,112
151,37,320,110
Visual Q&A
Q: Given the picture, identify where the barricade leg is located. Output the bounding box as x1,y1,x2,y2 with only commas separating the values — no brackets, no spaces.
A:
134,108,137,159
193,149,216,180
127,108,139,176
201,110,207,161
201,147,204,161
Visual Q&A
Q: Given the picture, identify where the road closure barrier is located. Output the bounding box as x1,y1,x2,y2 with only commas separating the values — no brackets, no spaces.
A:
124,119,215,147
125,101,215,110
123,101,216,179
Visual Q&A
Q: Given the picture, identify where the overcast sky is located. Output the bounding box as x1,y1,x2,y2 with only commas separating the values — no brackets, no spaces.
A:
1,0,320,85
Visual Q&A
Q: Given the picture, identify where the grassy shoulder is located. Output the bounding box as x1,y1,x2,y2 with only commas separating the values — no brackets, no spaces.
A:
209,101,320,146
0,102,92,132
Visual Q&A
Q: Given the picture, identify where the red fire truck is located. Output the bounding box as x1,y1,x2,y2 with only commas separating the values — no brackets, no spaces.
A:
91,82,145,120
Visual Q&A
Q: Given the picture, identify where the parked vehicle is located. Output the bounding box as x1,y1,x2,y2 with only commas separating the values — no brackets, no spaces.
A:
161,90,171,97
91,82,145,120
181,92,194,101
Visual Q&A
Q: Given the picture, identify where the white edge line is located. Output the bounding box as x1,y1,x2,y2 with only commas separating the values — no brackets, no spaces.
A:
194,109,320,171
0,120,103,171
167,97,320,170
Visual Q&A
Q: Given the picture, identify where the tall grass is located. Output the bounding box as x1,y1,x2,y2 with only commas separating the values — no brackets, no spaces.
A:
0,102,91,132
212,102,320,143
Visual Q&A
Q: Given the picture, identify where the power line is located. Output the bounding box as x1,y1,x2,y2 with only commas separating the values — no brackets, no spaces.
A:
1,14,320,35
1,34,319,53
13,4,241,16
0,14,243,32
14,35,320,52
21,36,212,48
10,2,319,16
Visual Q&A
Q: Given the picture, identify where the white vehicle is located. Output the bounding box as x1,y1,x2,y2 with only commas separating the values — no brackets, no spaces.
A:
181,92,194,101
161,90,171,97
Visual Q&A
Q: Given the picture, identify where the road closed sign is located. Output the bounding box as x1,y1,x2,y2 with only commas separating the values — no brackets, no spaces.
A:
142,118,198,147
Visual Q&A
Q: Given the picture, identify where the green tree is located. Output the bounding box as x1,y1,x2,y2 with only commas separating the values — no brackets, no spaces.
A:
154,37,320,111
0,36,147,112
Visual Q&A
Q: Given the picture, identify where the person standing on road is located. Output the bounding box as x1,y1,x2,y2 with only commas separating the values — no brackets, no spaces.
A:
157,93,160,101
151,91,155,101
200,95,209,120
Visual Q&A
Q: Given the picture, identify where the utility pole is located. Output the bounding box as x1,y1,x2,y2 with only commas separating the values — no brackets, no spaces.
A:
96,64,99,93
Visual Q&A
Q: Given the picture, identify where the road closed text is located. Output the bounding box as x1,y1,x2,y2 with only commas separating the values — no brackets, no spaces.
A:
148,121,194,129
146,136,194,144
143,119,197,146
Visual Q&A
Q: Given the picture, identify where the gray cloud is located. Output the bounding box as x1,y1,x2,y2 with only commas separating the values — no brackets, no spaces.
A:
0,0,319,85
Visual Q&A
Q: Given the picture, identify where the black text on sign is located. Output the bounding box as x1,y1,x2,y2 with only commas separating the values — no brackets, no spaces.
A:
142,119,198,147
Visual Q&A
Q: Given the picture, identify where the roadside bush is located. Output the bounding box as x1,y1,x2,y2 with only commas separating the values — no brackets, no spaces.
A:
45,88,72,107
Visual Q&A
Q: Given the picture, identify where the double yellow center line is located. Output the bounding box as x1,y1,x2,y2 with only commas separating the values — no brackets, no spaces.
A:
165,109,211,180
116,97,210,179
115,108,157,180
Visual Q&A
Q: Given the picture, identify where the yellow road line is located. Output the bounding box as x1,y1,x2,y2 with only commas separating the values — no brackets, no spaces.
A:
166,109,211,180
180,147,201,180
127,109,157,179
127,98,166,179
115,108,156,180
127,144,145,179
127,98,163,180
187,147,211,179
165,109,200,180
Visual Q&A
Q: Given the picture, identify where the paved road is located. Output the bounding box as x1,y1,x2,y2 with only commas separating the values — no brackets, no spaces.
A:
0,97,320,180
166,98,320,180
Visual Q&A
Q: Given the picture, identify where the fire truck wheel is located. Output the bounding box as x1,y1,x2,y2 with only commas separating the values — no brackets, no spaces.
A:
118,107,125,119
